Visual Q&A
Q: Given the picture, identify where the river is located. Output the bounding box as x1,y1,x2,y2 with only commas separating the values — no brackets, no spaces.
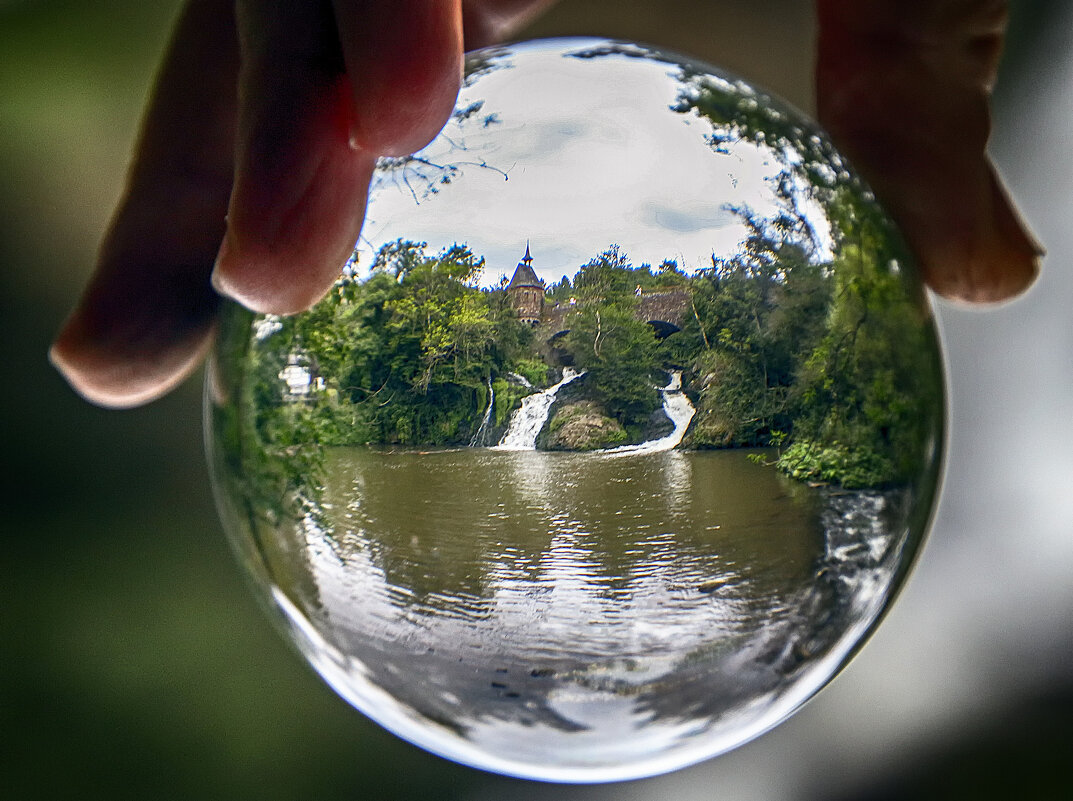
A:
253,445,911,776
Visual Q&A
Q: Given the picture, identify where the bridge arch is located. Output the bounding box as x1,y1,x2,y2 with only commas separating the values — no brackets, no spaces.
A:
646,319,682,339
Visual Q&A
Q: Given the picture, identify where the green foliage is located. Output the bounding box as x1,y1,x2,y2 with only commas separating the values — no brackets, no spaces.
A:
684,194,941,487
209,304,326,543
668,71,941,487
787,188,943,486
678,210,831,448
561,252,662,431
777,440,895,490
545,275,573,304
240,211,939,490
512,357,551,388
251,240,536,448
264,399,375,447
572,244,636,298
492,378,530,428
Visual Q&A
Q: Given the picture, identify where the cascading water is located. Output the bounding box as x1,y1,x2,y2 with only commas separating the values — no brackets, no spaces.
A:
602,370,696,454
495,367,584,450
508,372,534,389
469,377,495,447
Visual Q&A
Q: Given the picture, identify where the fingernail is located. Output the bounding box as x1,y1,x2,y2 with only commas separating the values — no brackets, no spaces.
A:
48,309,153,409
210,227,269,313
211,225,322,316
210,228,236,297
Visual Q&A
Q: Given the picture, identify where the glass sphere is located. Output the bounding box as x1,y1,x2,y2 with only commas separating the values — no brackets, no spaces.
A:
205,38,944,782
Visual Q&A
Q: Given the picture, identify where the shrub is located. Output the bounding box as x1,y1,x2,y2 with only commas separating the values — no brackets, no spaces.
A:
777,439,896,489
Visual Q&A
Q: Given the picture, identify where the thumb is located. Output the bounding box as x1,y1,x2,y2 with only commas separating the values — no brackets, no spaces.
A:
816,0,1042,303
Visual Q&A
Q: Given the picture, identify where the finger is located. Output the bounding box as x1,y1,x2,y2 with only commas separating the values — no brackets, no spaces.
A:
213,0,544,315
462,0,560,49
50,0,238,408
331,0,464,157
816,0,1042,303
213,1,378,316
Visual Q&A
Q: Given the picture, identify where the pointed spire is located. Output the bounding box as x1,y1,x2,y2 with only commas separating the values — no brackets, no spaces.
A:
507,240,543,291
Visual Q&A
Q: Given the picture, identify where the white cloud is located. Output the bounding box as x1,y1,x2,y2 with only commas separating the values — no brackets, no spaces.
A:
356,41,823,286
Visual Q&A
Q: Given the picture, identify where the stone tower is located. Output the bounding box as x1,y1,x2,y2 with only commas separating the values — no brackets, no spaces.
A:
506,242,544,325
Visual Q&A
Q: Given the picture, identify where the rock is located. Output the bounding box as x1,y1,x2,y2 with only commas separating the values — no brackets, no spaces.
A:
681,407,737,448
678,366,740,448
543,401,627,450
641,405,674,442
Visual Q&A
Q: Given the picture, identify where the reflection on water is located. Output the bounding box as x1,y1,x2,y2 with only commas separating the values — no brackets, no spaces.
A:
321,448,819,650
254,448,907,776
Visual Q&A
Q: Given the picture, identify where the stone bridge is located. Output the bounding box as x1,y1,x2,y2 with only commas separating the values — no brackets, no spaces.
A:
637,290,690,337
540,289,690,341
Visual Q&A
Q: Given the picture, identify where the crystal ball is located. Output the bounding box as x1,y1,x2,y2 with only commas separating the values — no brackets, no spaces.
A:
205,37,944,782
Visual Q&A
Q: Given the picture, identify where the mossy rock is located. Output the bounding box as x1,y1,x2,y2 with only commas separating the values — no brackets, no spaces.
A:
543,401,627,450
681,407,736,448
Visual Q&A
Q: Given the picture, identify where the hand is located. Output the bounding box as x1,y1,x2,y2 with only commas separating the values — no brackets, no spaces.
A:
47,0,554,408
50,0,1040,409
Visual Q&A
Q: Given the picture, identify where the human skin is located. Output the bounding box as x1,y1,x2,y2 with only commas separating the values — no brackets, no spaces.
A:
50,0,1041,409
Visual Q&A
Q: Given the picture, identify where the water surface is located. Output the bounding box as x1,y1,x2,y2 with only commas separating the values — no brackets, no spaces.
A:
250,447,903,773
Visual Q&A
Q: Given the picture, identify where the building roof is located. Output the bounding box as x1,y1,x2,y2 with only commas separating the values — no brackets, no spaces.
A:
508,262,542,289
507,244,543,289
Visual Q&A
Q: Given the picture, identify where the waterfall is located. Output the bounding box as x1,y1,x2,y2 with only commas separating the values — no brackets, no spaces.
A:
469,377,495,447
507,372,534,389
601,370,695,455
495,367,584,450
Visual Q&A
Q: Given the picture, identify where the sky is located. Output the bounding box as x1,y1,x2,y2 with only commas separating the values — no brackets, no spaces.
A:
353,39,827,288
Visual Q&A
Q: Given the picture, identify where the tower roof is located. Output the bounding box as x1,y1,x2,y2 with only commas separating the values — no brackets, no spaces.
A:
507,244,543,289
508,262,541,289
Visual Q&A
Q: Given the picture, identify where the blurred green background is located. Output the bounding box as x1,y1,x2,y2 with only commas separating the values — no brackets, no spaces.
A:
3,1,1071,799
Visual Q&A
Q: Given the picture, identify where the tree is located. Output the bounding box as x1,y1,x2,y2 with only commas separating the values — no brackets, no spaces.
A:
572,245,641,299
561,248,663,431
679,207,832,445
781,187,943,487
